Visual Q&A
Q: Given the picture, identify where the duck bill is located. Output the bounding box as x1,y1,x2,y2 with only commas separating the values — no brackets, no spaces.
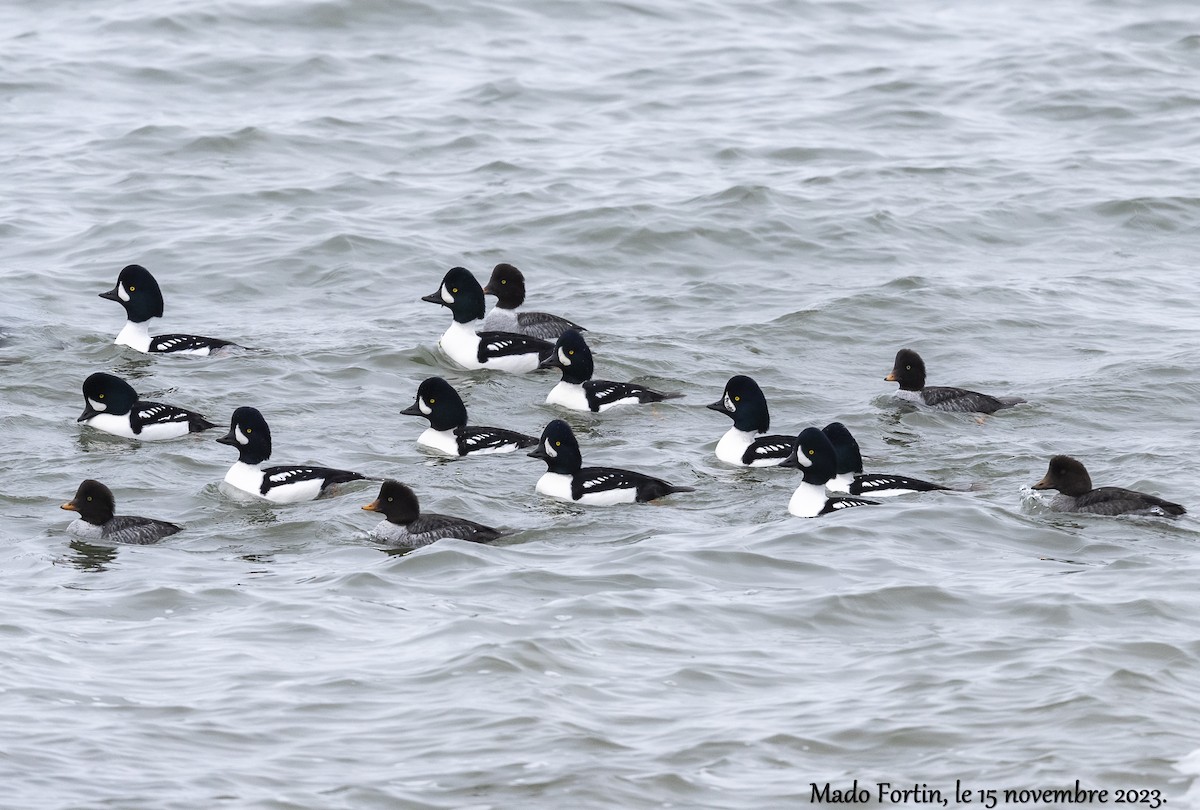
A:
215,430,238,446
98,286,121,302
361,500,380,512
537,355,563,370
780,452,800,469
528,446,549,460
884,371,898,382
482,284,494,296
705,400,730,414
60,501,78,511
1031,476,1052,490
77,404,100,422
420,291,445,305
399,402,423,417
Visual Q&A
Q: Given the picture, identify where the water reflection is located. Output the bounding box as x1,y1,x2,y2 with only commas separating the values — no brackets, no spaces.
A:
63,539,118,572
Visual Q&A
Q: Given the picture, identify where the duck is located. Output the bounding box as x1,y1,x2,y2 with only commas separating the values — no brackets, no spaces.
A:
361,479,502,546
481,262,585,340
822,422,951,497
528,419,694,504
60,479,182,544
1031,455,1185,517
215,406,369,503
706,375,794,466
540,329,681,412
421,266,553,373
781,427,878,517
885,348,1025,414
400,376,538,455
77,372,215,440
99,264,240,355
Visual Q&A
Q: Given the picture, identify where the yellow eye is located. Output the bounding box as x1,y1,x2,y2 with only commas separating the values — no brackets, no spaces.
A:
129,286,136,292
245,428,252,434
87,496,93,501
451,288,458,293
808,449,815,456
501,279,507,284
568,350,575,356
555,441,561,446
429,398,435,404
98,393,105,399
733,396,740,401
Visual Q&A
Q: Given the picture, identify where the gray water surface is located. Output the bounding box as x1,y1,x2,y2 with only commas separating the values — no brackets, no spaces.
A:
3,0,1200,807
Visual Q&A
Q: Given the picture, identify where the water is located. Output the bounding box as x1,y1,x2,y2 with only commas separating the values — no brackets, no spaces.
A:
2,0,1200,807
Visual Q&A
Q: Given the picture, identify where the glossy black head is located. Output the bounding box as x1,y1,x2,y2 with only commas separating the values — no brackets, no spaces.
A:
538,329,594,383
527,419,584,474
98,264,165,323
822,422,864,476
216,406,273,464
482,263,526,310
420,266,486,323
400,377,468,430
61,479,116,526
706,375,770,432
886,348,926,391
79,372,139,421
362,479,421,525
1033,455,1093,496
780,427,838,485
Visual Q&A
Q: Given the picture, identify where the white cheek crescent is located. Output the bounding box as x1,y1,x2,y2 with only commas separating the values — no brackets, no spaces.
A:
418,398,432,415
440,285,454,304
558,348,571,366
235,425,249,445
118,284,131,302
796,449,813,468
724,393,734,411
545,441,558,458
88,398,107,413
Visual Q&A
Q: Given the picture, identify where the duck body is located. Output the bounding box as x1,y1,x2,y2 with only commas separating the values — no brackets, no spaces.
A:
61,479,182,545
422,267,552,373
1032,455,1185,517
886,348,1024,414
540,330,680,413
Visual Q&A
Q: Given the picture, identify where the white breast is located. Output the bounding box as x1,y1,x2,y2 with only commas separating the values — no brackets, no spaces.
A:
223,462,269,500
787,481,829,518
417,428,461,456
114,320,152,352
893,389,924,404
66,518,104,539
715,427,755,466
827,473,853,493
545,382,591,411
438,321,485,370
82,413,139,440
535,472,576,502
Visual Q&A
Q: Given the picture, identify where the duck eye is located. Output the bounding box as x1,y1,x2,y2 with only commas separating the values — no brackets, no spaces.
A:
387,497,393,502
245,428,252,434
451,287,458,293
733,396,740,401
906,365,911,370
568,350,575,356
429,398,435,404
555,441,561,446
501,279,507,284
98,393,105,399
808,449,815,456
129,286,136,292
87,496,93,501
